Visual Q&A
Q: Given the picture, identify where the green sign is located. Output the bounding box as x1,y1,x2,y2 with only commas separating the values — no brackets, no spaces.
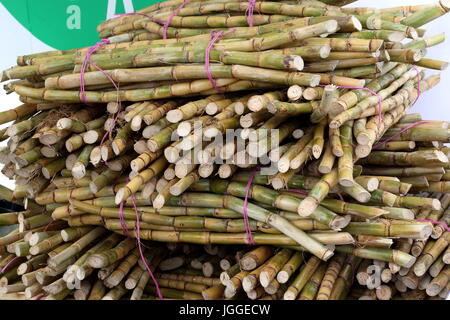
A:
0,0,163,50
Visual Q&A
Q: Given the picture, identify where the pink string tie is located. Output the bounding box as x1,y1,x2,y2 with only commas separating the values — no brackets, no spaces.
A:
80,39,111,105
373,120,429,149
1,256,19,273
205,28,236,92
163,0,191,39
80,39,123,164
372,66,422,149
246,0,257,27
320,84,383,127
243,167,260,245
416,219,450,233
130,192,163,300
286,189,308,195
118,200,131,237
411,65,421,106
43,220,53,232
347,255,356,285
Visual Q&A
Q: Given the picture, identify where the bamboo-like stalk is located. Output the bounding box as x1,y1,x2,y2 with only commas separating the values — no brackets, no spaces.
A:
284,256,321,300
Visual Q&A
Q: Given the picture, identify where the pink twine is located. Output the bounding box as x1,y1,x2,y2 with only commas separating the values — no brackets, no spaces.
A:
130,192,163,300
80,38,122,155
80,39,111,104
243,167,258,245
286,189,308,195
80,41,122,164
411,65,421,106
118,201,130,237
321,84,383,127
337,193,344,201
370,65,422,150
416,219,450,233
347,255,356,285
1,256,19,273
43,220,53,232
372,120,429,149
205,28,236,92
162,0,191,39
246,0,257,27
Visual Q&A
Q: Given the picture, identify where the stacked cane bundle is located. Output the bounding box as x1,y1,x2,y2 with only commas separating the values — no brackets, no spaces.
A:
0,0,450,300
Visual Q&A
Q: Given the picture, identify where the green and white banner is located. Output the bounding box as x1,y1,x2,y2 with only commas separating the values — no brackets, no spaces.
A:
0,0,163,50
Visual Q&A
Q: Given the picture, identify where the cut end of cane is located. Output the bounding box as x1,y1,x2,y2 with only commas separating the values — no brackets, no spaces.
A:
89,181,99,194
242,276,256,293
297,197,317,217
166,110,183,123
339,177,354,188
324,19,339,33
234,101,246,115
329,100,346,119
440,0,450,11
111,141,121,156
366,178,379,192
204,127,220,139
240,114,255,128
106,102,120,114
247,95,265,112
312,145,323,159
366,15,382,30
356,190,371,203
90,148,102,167
114,188,127,205
330,214,351,230
426,283,442,297
56,118,72,131
271,177,285,190
349,15,362,31
277,158,291,174
356,132,370,145
39,134,59,146
310,75,321,87
72,163,86,180
84,130,100,144
355,144,371,159
205,102,219,115
199,164,214,178
443,252,450,264
276,271,289,284
431,198,442,210
218,164,234,179
292,129,304,139
286,55,304,71
302,88,318,101
177,122,192,137
318,165,331,174
147,140,159,153
283,290,296,300
287,85,303,101
319,44,331,59
321,248,334,261
169,183,184,197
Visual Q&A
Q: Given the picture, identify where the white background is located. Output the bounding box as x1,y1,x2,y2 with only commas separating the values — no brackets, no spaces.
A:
0,0,449,190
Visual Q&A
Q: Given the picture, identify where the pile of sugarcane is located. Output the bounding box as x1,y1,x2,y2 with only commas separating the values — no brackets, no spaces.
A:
0,0,450,300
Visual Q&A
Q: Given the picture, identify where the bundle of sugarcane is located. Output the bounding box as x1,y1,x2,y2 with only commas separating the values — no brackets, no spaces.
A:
1,0,450,300
0,217,448,300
